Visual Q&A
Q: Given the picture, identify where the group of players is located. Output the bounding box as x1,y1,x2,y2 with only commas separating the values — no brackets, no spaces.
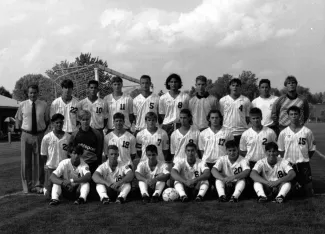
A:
15,74,315,206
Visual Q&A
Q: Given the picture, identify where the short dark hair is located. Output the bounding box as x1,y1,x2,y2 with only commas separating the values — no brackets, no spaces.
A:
146,144,158,154
259,79,271,87
140,75,151,83
229,78,241,87
61,79,74,89
145,112,158,121
51,113,64,122
165,73,183,90
249,107,262,117
27,84,39,92
265,142,278,151
107,145,119,152
196,75,207,83
113,112,125,121
111,76,123,84
88,80,99,87
284,76,298,86
225,140,238,149
180,109,193,125
287,106,301,115
185,142,197,150
206,109,223,126
68,145,84,155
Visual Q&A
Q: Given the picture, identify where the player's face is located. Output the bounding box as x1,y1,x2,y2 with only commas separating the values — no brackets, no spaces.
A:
168,78,180,91
52,119,64,131
88,84,98,96
286,80,297,92
80,116,91,130
70,152,81,167
140,78,151,92
266,148,278,166
250,114,262,128
259,83,270,97
108,149,119,167
186,146,197,164
179,113,190,127
114,118,125,130
28,88,39,102
62,87,73,99
112,82,122,92
146,117,157,129
147,151,158,166
209,113,222,127
195,80,207,94
227,147,239,161
229,82,241,96
288,110,300,124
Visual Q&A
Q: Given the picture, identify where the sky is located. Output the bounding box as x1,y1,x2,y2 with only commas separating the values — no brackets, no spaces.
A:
0,0,324,94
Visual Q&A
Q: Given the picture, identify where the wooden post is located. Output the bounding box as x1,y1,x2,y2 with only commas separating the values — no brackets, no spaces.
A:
8,132,11,144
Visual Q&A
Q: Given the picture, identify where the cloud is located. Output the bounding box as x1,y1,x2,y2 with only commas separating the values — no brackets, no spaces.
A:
21,38,46,67
55,25,79,35
275,28,297,38
231,60,244,70
10,13,26,22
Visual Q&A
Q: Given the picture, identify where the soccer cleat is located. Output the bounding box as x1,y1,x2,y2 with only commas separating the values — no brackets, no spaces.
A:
151,194,160,203
49,199,60,206
257,196,268,203
218,195,227,202
195,195,203,202
142,194,150,204
116,197,125,204
229,196,238,203
74,197,85,205
180,195,189,203
102,198,110,205
275,195,285,204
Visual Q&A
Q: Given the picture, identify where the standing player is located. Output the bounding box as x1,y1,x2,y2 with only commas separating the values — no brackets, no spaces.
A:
135,145,170,203
277,106,316,197
171,142,210,202
77,80,108,135
93,145,134,204
104,76,134,133
104,113,137,167
240,108,277,168
136,112,169,162
49,145,91,205
50,79,79,134
211,140,250,202
219,78,251,145
41,114,71,198
133,75,159,135
159,73,190,137
170,109,200,163
189,75,218,131
251,142,296,203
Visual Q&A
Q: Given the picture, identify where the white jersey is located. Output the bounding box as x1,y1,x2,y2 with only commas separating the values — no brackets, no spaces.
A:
104,131,136,166
104,94,133,129
133,93,159,131
189,94,218,129
136,128,169,162
252,95,278,126
199,127,234,164
219,95,251,136
136,160,170,179
159,91,190,125
171,126,200,163
53,158,90,183
214,155,250,181
40,131,71,169
278,126,316,163
173,158,208,180
240,127,277,162
95,160,132,186
50,97,79,133
253,157,293,182
77,97,108,129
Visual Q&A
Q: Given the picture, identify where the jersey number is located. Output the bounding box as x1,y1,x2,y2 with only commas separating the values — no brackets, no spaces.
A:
149,103,154,109
234,167,242,175
194,171,199,177
178,102,183,109
218,139,226,146
239,105,243,112
116,175,122,182
262,138,267,145
157,139,162,146
62,144,68,151
298,138,306,145
277,171,284,178
122,141,130,149
96,107,102,114
70,107,78,114
120,104,126,110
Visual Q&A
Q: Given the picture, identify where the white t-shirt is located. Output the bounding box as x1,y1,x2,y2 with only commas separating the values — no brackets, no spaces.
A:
136,128,169,162
171,126,200,163
133,93,159,131
240,127,277,162
77,97,108,129
136,160,170,180
40,131,71,169
213,155,250,181
173,158,209,180
252,95,278,126
219,95,251,136
104,94,133,129
278,126,316,163
50,97,79,133
253,157,293,182
159,91,190,125
95,160,132,186
199,127,234,164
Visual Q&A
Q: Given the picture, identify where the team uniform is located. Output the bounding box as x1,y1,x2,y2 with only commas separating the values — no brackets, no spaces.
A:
104,94,133,130
253,157,294,199
136,128,169,162
277,126,316,186
173,159,209,198
170,126,200,163
95,160,132,201
51,158,91,201
252,95,278,126
77,97,108,130
214,156,250,199
133,93,159,132
104,131,136,167
50,97,79,133
136,160,170,197
189,94,218,130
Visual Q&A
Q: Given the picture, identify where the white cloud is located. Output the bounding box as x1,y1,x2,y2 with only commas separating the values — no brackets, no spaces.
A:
0,48,8,58
231,60,244,70
100,8,133,28
275,28,297,38
21,38,46,67
55,25,79,35
10,13,26,22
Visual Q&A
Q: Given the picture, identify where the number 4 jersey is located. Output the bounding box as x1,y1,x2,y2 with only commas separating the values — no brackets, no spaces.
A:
173,158,209,180
95,160,132,186
213,155,250,181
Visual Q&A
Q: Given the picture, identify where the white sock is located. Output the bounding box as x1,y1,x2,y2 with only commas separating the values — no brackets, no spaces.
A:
51,184,61,200
174,181,186,197
154,181,166,196
277,182,291,198
118,183,131,199
215,180,225,197
254,182,266,197
139,181,149,196
96,184,108,201
79,183,90,201
198,181,209,197
233,179,246,198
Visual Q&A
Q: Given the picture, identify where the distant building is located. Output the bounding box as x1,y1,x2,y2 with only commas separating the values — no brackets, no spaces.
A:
0,95,19,134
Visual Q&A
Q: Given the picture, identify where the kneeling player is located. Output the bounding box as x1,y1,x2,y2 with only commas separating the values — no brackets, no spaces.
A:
92,145,134,204
49,145,91,205
171,142,210,202
250,142,296,203
135,145,170,203
211,140,250,202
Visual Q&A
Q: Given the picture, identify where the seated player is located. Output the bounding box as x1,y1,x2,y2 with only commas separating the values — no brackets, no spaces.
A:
92,145,134,204
41,113,71,198
171,142,210,202
211,140,250,202
49,145,91,206
135,145,170,203
250,142,296,203
278,106,316,197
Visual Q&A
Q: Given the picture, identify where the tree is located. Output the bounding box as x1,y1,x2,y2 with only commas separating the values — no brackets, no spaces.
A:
75,53,107,67
129,88,141,99
238,71,259,101
0,86,12,98
208,74,233,100
158,90,165,97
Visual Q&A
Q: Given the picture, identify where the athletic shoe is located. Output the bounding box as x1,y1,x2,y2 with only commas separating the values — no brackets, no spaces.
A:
116,197,125,204
151,194,159,203
229,196,238,203
49,199,60,206
180,195,189,203
74,197,85,205
142,194,150,204
275,195,285,204
218,195,227,202
102,198,110,205
257,196,268,203
195,195,203,202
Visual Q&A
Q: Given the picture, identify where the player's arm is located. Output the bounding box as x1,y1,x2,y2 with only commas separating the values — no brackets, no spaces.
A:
250,170,269,185
73,172,91,184
92,171,110,187
135,171,147,182
233,168,250,181
50,173,66,185
171,168,187,184
277,132,285,158
192,169,210,183
239,134,247,157
155,172,170,182
274,169,296,185
15,105,23,130
120,170,134,184
211,167,225,181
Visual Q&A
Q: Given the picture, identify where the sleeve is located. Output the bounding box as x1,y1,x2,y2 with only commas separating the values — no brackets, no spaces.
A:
302,98,310,123
136,132,142,150
277,131,285,151
123,164,132,175
183,94,190,109
50,100,56,118
44,104,50,124
81,163,91,175
76,100,83,111
307,130,316,151
103,135,109,156
252,160,263,173
198,132,205,151
170,132,176,154
15,104,23,121
271,96,283,125
211,96,219,110
188,98,194,112
200,161,209,173
161,163,170,174
40,135,49,156
245,99,251,117
251,99,257,108
239,132,247,151
219,98,224,115
53,161,65,177
240,158,250,171
95,163,104,175
227,131,235,141
128,97,134,114
172,162,182,172
162,131,170,151
130,135,137,154
103,100,109,119
213,158,223,171
270,129,277,142
135,162,143,174
132,99,137,116
158,96,166,115
282,160,293,174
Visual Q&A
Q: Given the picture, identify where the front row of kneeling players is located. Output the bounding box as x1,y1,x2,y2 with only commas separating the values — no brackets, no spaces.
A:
48,139,297,205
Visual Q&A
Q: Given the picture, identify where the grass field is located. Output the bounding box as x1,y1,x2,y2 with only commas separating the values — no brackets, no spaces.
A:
0,123,325,233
